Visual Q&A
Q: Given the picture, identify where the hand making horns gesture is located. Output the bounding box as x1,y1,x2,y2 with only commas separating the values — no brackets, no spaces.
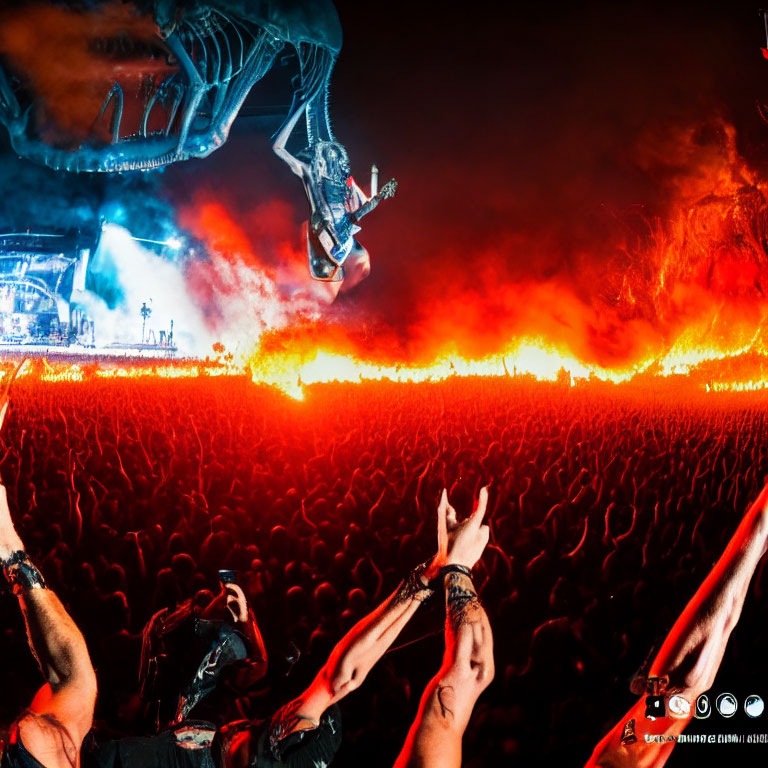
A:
436,486,491,571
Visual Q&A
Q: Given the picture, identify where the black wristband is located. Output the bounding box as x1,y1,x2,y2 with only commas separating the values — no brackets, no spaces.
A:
439,564,472,580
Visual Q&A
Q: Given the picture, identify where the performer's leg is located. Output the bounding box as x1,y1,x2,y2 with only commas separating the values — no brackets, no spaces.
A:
1,483,97,768
587,483,768,767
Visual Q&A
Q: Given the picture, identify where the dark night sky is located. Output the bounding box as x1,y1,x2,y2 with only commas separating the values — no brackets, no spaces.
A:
326,0,768,289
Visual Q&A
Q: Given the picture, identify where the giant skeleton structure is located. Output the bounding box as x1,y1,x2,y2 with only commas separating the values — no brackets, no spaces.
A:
0,0,395,347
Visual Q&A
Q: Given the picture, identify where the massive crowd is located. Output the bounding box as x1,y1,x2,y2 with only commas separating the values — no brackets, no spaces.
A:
0,373,766,766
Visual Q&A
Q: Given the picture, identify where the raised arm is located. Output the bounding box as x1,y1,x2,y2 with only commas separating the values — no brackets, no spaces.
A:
587,482,768,767
394,488,494,768
0,401,97,768
216,552,442,768
206,581,268,681
264,488,466,748
270,556,439,738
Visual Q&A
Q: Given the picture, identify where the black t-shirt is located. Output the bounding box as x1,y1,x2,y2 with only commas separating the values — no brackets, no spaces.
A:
0,707,342,768
1,740,47,768
0,723,217,768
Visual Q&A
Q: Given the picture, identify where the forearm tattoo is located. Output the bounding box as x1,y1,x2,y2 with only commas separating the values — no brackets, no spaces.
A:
1,551,47,594
394,561,435,605
445,572,481,631
437,685,456,720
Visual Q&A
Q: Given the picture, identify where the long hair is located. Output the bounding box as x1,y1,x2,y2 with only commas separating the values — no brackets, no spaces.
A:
311,141,350,184
10,709,78,768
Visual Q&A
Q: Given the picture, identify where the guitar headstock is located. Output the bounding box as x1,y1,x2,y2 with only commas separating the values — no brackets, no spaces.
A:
380,179,398,199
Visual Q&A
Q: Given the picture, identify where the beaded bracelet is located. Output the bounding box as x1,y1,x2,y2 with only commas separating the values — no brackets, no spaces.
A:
394,561,436,604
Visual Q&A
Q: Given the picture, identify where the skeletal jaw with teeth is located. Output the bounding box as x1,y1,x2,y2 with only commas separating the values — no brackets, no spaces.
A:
0,0,341,172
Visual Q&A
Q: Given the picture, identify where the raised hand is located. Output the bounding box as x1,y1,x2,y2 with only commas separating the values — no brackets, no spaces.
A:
436,486,490,571
224,582,249,624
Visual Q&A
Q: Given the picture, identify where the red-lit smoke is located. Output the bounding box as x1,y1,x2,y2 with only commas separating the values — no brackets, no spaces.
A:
170,117,768,376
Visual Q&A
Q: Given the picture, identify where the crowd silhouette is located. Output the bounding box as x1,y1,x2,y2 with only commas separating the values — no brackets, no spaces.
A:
0,373,767,766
